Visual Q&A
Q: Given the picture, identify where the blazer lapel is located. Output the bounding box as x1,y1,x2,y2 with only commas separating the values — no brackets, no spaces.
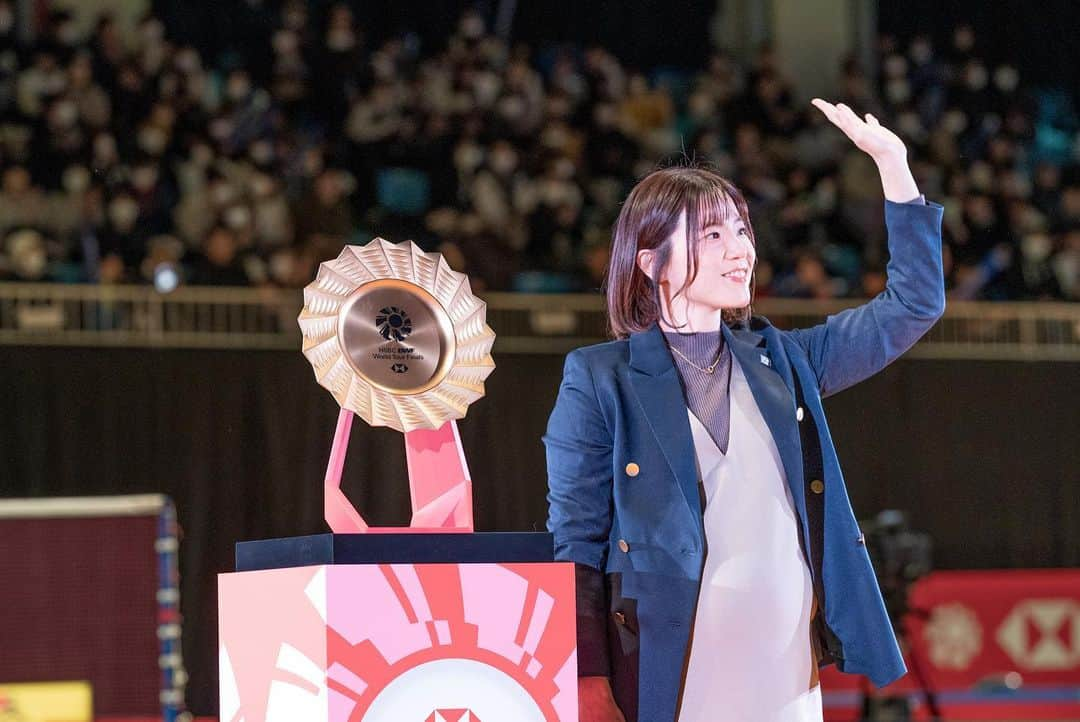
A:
628,324,703,536
721,323,808,530
627,321,809,549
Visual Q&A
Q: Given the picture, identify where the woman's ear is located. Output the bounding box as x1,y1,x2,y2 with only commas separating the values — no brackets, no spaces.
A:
636,248,656,282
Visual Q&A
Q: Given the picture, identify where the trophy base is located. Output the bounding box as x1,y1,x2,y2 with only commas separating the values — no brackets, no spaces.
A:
220,532,577,721
235,531,554,572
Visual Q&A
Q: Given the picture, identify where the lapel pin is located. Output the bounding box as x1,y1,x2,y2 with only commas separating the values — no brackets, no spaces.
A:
760,354,771,367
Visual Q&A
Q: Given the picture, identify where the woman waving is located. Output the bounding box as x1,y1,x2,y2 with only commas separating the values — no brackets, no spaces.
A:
544,99,945,722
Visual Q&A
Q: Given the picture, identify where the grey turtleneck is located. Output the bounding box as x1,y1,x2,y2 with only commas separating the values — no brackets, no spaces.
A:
662,328,732,455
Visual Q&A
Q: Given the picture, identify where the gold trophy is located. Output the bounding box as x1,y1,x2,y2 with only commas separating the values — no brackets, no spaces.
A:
298,239,495,532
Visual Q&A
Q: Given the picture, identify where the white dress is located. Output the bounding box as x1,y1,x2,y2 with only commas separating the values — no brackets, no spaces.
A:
676,355,823,722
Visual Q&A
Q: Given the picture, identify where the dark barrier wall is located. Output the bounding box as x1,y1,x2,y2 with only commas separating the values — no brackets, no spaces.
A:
1,346,1078,713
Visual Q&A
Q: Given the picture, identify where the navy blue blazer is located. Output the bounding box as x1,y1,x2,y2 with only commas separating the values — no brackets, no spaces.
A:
544,199,945,721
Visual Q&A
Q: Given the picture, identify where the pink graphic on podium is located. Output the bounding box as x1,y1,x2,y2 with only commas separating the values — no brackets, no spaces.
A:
220,561,577,721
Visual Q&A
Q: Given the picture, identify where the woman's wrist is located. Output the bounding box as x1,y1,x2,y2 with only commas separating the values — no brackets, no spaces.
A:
874,152,921,204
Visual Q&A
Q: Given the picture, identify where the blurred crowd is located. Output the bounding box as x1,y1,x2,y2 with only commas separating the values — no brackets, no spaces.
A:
0,2,1076,301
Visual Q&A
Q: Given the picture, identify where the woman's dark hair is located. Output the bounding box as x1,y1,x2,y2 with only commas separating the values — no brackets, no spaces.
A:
604,163,757,339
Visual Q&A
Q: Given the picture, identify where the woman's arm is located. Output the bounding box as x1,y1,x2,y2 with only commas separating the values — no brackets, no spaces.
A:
543,348,616,677
544,351,627,720
785,101,946,397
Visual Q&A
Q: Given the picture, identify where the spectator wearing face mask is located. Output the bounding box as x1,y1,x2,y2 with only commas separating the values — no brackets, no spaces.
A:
187,225,251,286
292,169,355,258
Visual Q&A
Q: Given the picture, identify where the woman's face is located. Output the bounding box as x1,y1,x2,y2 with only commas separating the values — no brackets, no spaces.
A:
638,194,755,329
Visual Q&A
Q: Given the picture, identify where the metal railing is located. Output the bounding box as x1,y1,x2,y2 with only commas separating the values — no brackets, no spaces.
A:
0,283,1077,360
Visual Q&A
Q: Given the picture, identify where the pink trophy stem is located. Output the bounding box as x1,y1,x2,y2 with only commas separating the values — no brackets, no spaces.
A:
323,410,474,533
323,408,368,532
404,419,474,531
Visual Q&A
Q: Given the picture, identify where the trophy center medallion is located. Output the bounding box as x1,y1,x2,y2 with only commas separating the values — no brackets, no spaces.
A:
337,279,456,395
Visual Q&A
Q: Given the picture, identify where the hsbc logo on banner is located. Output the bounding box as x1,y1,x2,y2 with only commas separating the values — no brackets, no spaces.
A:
427,710,483,722
996,599,1080,670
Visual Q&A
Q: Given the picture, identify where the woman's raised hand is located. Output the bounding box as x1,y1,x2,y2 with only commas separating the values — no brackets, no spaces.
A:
810,98,906,165
811,98,920,203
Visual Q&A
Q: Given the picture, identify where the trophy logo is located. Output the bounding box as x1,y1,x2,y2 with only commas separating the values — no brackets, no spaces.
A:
298,238,495,533
376,306,412,342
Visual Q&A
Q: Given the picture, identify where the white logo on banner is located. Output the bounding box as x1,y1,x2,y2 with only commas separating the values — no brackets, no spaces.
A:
924,603,982,669
997,599,1080,670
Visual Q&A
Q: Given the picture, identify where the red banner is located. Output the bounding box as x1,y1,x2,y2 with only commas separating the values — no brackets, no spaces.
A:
821,569,1080,720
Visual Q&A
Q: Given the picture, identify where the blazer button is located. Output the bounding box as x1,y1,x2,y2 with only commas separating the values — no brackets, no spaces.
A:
625,462,640,477
857,532,866,545
618,539,630,553
613,611,626,625
810,479,825,494
796,406,805,422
